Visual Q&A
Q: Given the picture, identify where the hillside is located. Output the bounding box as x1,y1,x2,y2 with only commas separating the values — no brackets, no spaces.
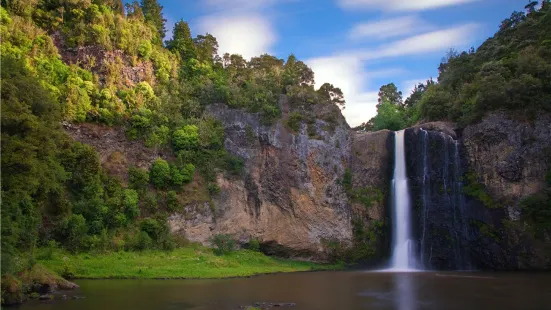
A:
1,0,350,297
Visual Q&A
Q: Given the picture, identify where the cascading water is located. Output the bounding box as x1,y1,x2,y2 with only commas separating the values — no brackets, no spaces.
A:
389,130,418,271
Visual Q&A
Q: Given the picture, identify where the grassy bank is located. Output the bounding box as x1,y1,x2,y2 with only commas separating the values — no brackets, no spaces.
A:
37,247,342,279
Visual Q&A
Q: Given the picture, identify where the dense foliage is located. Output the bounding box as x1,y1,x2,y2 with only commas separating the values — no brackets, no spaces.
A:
0,0,346,282
357,2,551,131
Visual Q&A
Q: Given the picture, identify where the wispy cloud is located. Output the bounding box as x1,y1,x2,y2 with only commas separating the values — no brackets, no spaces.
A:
306,55,379,126
197,13,277,60
349,16,432,40
356,23,479,60
338,0,480,11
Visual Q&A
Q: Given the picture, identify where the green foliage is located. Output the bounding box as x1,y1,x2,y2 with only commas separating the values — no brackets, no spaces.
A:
170,163,195,186
348,187,384,209
123,189,140,220
463,172,498,208
286,112,303,132
166,190,179,211
211,234,236,256
520,168,551,237
149,158,171,188
173,125,199,151
128,166,150,191
247,239,261,252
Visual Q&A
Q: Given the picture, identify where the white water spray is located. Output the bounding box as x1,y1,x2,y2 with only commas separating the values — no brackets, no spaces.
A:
389,130,418,271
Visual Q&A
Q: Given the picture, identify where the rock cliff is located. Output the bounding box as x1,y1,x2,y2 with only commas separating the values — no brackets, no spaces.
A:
405,112,551,270
168,98,393,261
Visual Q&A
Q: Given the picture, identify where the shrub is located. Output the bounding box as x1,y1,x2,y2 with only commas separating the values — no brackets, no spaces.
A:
211,234,236,256
150,158,171,188
207,183,220,196
286,112,303,132
144,191,158,212
173,125,199,151
140,218,162,240
123,189,140,220
225,154,244,176
166,190,179,212
247,238,261,252
138,40,152,59
128,166,149,191
170,163,195,186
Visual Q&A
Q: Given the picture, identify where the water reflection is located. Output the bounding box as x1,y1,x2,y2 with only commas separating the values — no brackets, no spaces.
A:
394,273,415,310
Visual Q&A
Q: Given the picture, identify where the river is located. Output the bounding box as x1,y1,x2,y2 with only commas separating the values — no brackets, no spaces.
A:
17,271,551,310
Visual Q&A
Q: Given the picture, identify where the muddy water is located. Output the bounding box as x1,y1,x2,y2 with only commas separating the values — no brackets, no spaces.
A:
18,271,551,310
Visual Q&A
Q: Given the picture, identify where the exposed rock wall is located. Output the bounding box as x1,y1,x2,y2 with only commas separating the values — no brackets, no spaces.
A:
168,99,394,261
405,112,551,270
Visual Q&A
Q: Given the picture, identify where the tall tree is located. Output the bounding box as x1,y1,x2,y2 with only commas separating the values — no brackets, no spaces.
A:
125,1,144,20
193,33,219,64
317,83,345,108
166,20,196,62
140,0,166,44
283,54,315,87
377,83,403,108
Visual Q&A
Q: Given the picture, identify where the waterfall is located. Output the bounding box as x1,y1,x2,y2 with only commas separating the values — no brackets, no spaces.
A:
389,130,418,271
413,128,472,270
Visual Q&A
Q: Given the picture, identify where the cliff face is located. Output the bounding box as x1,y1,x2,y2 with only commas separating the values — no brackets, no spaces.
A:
462,112,551,269
405,112,551,270
168,99,393,261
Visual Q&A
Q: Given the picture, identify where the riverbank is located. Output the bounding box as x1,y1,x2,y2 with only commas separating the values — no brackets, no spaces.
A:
37,247,342,279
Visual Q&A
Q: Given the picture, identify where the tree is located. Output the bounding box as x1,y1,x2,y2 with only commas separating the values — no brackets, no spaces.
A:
283,54,315,88
525,1,539,13
317,83,345,108
377,83,403,108
149,158,171,188
140,0,166,44
125,1,144,20
194,33,219,64
404,79,434,108
166,20,196,62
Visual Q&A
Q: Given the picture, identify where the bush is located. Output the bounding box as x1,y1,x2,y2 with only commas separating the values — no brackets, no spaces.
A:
211,234,236,256
173,125,199,151
128,166,149,191
166,190,179,212
123,189,140,220
170,163,194,186
144,191,158,212
140,218,162,240
247,238,261,252
286,112,303,132
150,158,171,188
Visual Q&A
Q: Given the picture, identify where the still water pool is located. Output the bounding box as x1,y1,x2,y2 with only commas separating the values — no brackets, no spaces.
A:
18,271,551,310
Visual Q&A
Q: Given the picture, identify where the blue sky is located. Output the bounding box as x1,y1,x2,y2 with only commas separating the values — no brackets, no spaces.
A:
146,0,525,126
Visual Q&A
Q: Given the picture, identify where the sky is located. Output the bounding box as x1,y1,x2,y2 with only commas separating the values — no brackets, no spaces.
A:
141,0,526,126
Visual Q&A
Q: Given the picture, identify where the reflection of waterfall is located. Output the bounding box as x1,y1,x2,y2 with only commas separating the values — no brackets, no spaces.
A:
394,273,415,310
389,130,418,271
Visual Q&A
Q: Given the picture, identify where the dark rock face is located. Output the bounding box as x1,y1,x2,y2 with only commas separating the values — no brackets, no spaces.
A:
404,112,551,270
405,127,477,270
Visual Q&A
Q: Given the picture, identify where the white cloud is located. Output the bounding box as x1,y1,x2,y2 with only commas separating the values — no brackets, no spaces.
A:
306,55,379,126
357,23,479,60
196,13,277,60
202,0,294,12
349,16,432,40
338,0,480,11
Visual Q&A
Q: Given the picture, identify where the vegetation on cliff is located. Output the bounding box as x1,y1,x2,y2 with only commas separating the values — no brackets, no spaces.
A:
0,0,347,302
356,1,551,131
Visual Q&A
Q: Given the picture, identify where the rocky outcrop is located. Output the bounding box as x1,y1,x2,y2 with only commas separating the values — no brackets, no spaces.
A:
168,98,394,261
64,122,174,184
52,32,155,88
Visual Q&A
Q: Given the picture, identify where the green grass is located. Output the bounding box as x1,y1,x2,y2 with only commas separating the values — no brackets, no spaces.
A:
37,247,342,279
